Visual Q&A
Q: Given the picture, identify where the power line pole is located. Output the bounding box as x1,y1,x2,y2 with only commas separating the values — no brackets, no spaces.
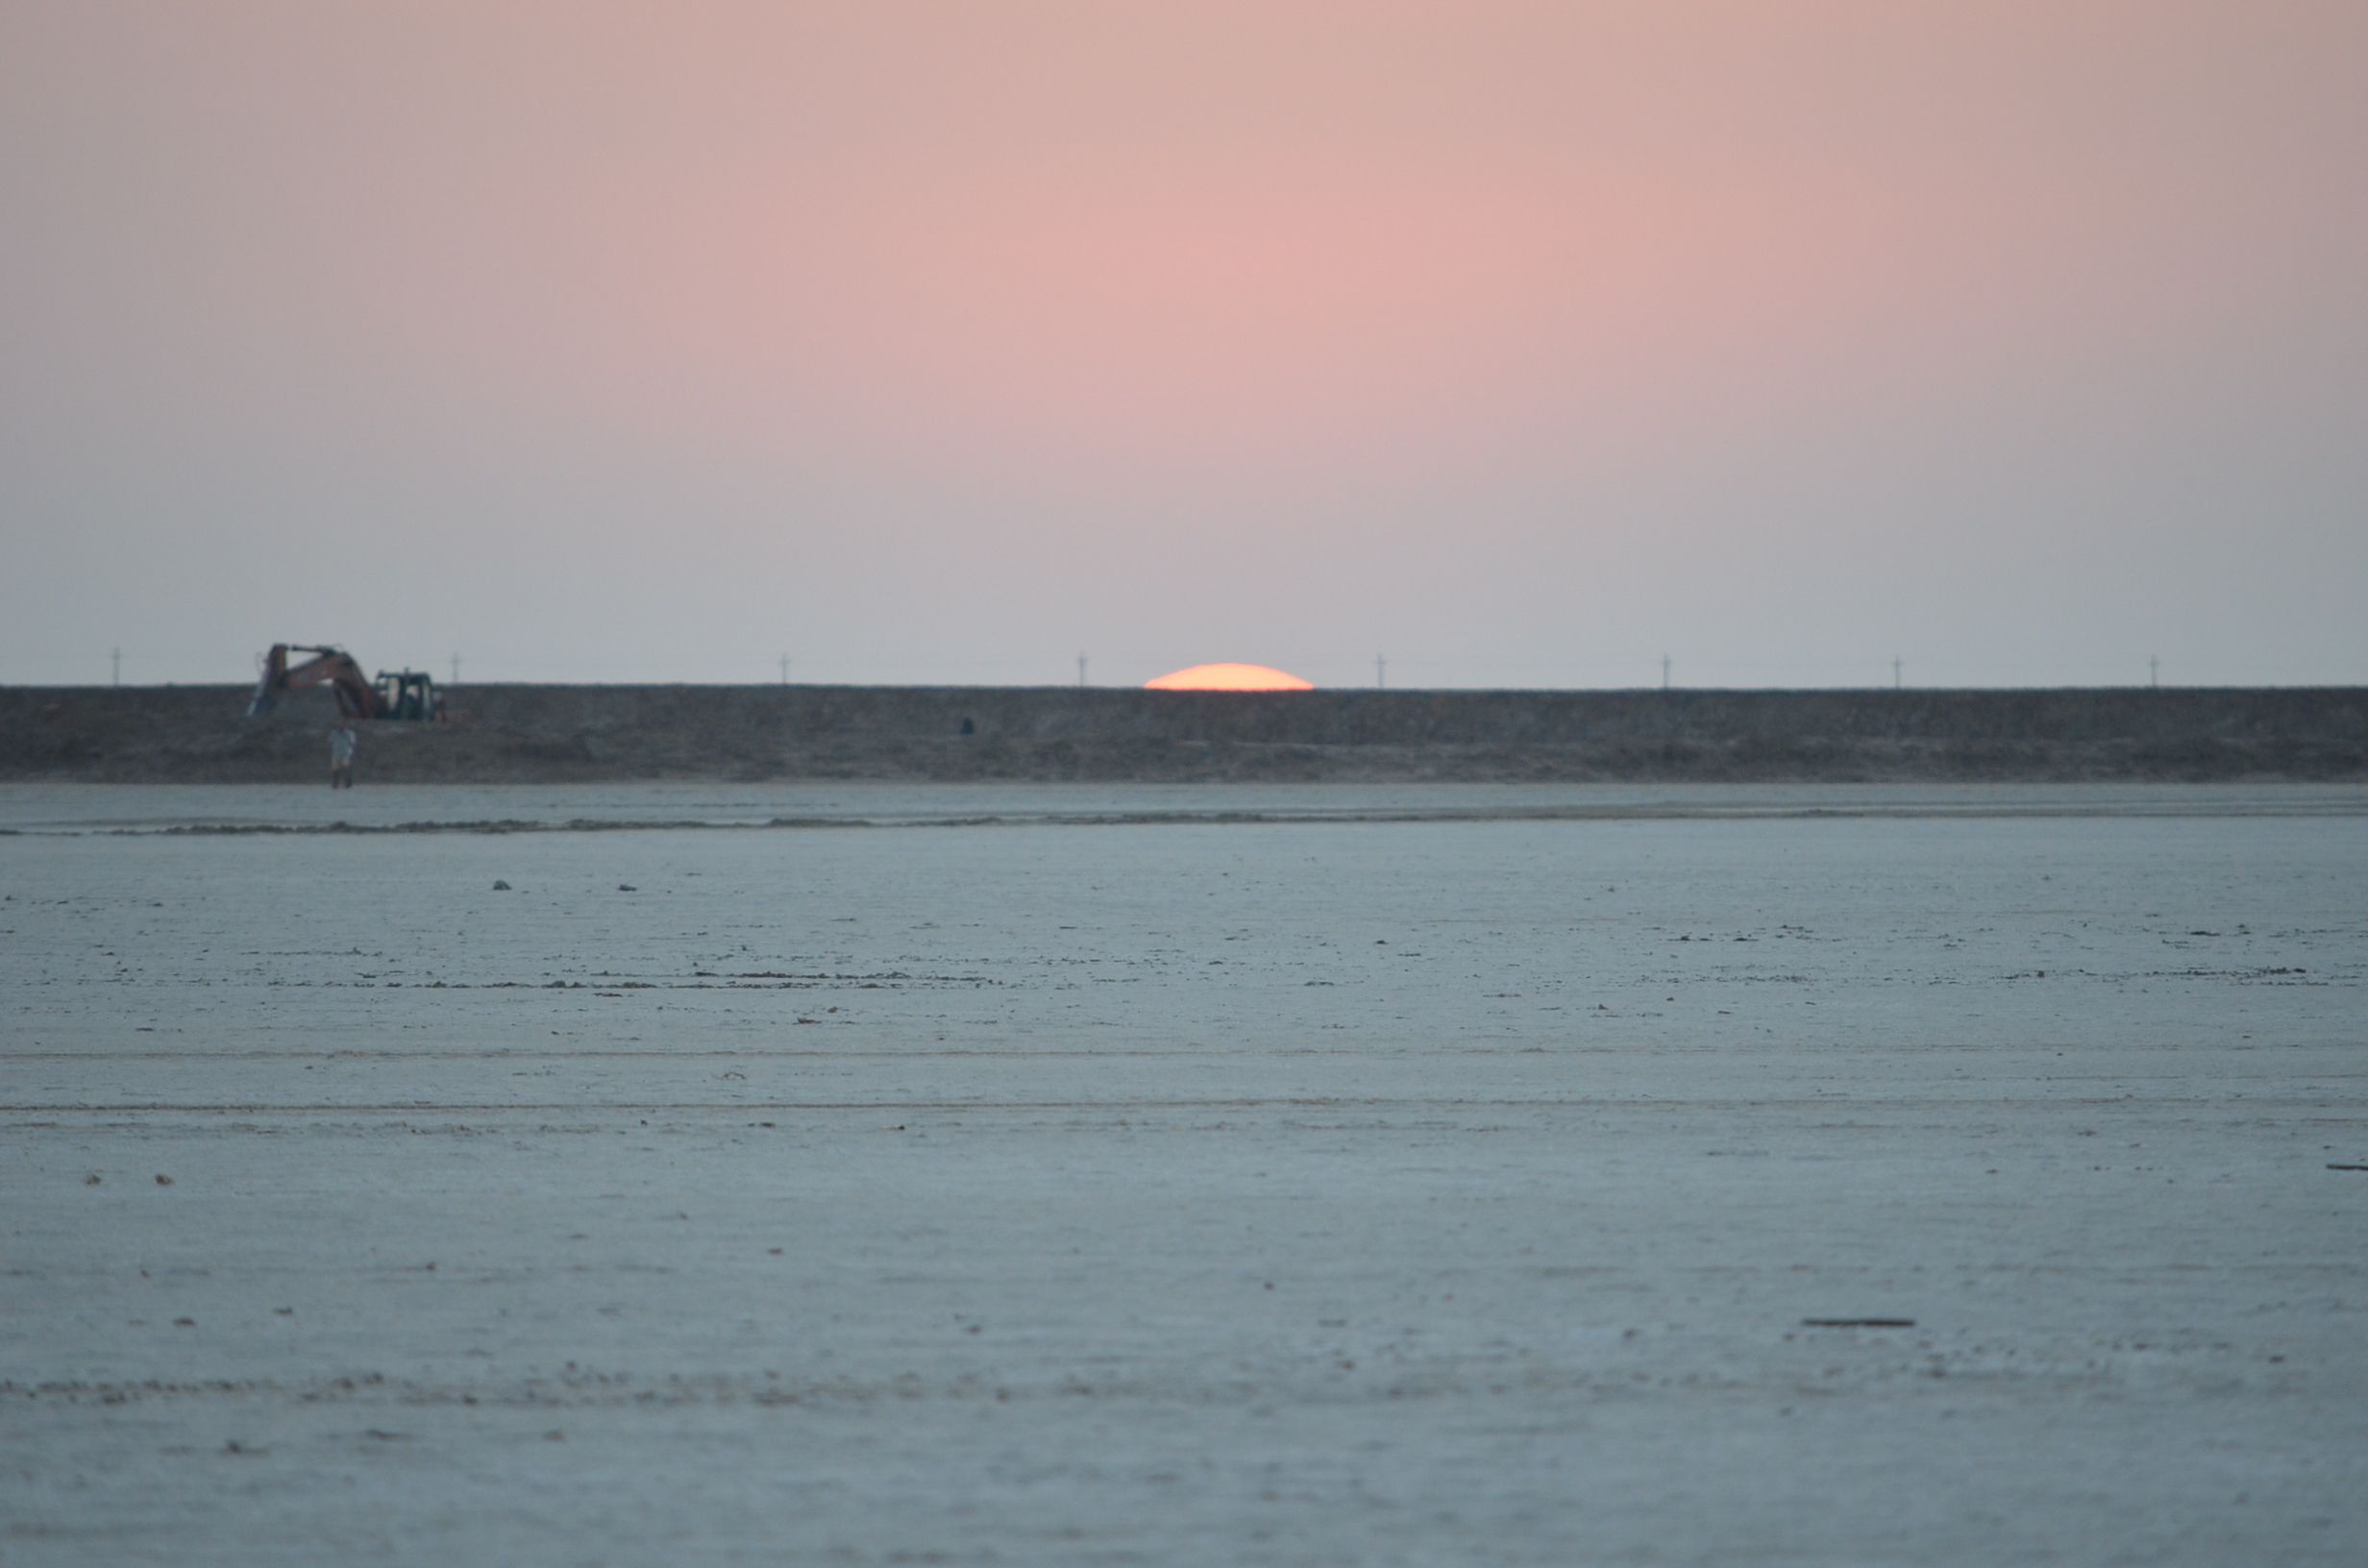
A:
450,652,461,687
1375,655,1386,690
1661,654,1671,691
1893,656,1902,690
778,654,790,686
111,648,121,687
2149,655,2159,690
1077,652,1088,688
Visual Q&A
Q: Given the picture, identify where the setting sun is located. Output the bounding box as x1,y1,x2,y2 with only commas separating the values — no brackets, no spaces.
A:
1144,663,1315,691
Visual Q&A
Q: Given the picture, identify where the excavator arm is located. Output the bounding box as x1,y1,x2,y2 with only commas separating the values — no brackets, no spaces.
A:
248,644,382,718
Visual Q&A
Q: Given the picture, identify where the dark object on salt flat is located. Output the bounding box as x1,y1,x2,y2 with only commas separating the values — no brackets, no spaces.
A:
1802,1317,1916,1328
2329,1164,2368,1172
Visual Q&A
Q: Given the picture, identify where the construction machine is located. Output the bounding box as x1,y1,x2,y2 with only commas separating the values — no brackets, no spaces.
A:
247,644,442,721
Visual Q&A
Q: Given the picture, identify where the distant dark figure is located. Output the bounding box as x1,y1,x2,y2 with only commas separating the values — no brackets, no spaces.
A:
959,716,975,736
330,724,358,789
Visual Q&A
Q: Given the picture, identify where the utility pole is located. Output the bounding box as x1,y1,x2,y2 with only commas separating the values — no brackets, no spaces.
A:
451,652,461,687
1661,654,1671,691
111,648,121,687
1077,652,1088,688
2149,655,2159,690
778,654,790,686
1893,656,1902,690
1375,655,1386,691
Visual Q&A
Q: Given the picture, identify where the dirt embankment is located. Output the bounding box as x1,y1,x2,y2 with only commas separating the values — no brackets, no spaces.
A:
4,683,2364,784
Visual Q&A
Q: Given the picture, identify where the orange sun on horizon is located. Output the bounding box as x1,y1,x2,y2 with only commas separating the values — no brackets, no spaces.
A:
1144,663,1316,692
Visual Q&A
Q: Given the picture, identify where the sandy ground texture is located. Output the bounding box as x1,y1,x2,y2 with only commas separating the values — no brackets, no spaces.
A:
10,683,2366,784
4,783,2365,1565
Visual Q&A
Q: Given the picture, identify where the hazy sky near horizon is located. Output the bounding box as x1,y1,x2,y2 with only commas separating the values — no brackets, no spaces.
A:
4,1,2363,689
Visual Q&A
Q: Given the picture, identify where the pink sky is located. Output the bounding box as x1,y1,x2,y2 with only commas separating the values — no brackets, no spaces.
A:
4,2,2363,686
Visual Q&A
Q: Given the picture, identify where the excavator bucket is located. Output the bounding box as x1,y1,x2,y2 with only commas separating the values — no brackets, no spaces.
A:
247,644,292,716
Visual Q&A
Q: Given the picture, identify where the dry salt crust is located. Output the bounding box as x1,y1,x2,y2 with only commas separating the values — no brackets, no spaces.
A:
3,782,2364,1566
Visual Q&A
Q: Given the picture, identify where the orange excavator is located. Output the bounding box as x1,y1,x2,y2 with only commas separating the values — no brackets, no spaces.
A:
247,644,441,721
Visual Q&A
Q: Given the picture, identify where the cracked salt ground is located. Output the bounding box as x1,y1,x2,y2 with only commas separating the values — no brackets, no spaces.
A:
3,782,2365,1564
